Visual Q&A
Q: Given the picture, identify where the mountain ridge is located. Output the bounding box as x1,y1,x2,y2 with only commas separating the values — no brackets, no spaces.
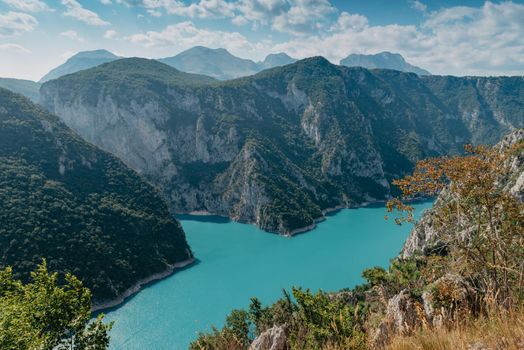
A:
40,57,524,234
39,47,300,83
340,51,431,75
0,77,40,102
39,49,121,82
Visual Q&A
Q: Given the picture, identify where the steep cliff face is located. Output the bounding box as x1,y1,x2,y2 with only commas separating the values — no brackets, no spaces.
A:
421,76,524,145
40,57,524,234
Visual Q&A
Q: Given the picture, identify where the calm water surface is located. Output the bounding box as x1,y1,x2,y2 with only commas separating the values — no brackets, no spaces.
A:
104,202,432,349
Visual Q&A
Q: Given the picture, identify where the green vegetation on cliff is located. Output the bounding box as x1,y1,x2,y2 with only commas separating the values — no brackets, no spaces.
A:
0,88,192,303
40,57,524,234
191,130,524,349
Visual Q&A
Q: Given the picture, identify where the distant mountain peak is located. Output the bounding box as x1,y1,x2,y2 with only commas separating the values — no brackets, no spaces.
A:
159,46,299,80
47,57,216,88
69,49,119,59
340,52,431,75
40,49,121,82
176,46,235,57
159,46,260,80
261,52,297,69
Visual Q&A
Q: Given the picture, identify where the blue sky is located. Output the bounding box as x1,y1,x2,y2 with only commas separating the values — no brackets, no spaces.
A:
0,0,523,80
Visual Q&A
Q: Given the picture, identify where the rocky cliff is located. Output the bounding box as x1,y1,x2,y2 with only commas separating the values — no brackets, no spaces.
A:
40,57,524,234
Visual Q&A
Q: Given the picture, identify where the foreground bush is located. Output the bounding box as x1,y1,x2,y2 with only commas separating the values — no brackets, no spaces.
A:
0,260,112,350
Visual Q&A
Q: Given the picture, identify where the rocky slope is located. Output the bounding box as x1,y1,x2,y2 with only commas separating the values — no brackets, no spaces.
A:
0,87,192,304
340,52,431,75
40,57,524,235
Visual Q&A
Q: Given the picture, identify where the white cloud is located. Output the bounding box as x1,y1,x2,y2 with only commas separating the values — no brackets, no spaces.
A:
104,29,117,39
62,0,110,26
236,0,288,24
236,0,337,35
142,0,236,18
270,0,335,35
126,20,262,55
100,0,112,4
0,11,38,36
121,1,524,75
60,50,76,59
423,6,475,28
232,14,247,26
147,9,162,17
1,0,51,12
0,42,30,53
330,11,368,32
139,0,335,35
60,29,84,41
271,1,524,76
410,0,427,13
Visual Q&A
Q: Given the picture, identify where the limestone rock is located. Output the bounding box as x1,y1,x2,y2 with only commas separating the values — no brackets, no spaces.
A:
249,325,288,350
372,290,424,347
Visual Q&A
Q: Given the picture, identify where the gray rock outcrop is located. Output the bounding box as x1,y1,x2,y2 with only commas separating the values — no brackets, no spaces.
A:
249,325,288,350
372,290,424,347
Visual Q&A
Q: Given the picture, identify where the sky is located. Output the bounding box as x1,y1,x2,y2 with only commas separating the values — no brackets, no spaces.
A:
0,0,523,80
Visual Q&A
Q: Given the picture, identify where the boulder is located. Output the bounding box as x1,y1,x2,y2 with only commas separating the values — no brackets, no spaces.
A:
249,325,288,350
372,290,424,347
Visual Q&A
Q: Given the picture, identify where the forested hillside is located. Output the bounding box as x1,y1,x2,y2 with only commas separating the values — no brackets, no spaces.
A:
0,88,192,303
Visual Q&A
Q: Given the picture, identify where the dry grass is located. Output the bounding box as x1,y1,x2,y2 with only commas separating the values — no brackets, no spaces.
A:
385,310,524,350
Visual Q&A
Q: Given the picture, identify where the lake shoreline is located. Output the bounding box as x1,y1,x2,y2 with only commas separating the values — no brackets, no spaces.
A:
178,198,432,237
92,258,195,312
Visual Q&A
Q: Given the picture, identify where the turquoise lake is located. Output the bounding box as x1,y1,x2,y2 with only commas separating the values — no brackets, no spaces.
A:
103,202,432,350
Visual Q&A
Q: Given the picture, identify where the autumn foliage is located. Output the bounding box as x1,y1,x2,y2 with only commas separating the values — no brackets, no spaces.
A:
387,141,524,311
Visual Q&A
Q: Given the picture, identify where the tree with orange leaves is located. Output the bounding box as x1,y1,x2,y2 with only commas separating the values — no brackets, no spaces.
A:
387,140,524,310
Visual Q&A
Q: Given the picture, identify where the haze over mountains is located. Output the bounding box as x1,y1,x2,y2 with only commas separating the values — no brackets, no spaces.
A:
6,47,432,91
340,52,431,75
39,49,121,83
159,46,262,80
0,48,435,107
0,78,40,102
41,57,524,234
35,47,299,83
